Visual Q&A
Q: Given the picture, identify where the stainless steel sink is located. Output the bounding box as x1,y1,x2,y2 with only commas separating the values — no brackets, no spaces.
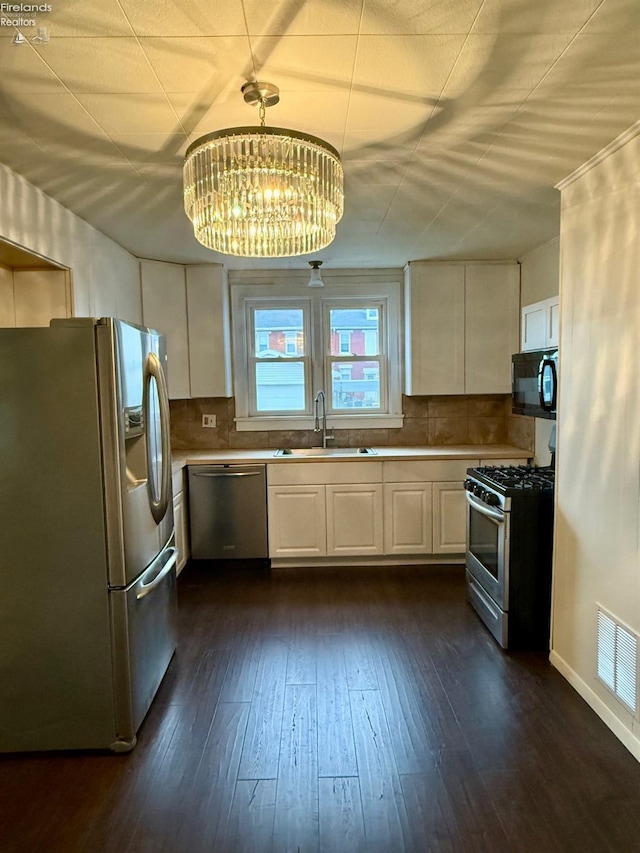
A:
273,447,377,457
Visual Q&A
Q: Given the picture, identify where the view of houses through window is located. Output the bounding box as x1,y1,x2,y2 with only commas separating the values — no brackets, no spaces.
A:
252,304,382,413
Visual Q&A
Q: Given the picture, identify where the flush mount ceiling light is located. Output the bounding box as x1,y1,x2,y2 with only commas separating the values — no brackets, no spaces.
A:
307,260,324,288
183,81,344,258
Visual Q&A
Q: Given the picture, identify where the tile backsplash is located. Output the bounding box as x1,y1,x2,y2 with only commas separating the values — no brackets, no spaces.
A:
170,395,535,452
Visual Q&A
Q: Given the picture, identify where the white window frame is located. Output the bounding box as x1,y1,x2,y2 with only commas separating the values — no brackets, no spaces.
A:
231,278,403,431
324,300,386,414
246,299,313,418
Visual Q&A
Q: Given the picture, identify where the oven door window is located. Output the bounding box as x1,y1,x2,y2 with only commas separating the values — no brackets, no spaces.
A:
469,508,501,580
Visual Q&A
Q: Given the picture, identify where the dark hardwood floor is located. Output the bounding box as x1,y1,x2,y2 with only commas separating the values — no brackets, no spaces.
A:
2,562,640,852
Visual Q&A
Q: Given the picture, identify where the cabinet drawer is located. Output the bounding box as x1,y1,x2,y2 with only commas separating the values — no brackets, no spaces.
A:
268,461,382,486
383,459,477,483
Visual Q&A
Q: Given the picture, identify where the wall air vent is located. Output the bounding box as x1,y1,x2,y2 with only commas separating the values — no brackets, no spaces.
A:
597,605,638,714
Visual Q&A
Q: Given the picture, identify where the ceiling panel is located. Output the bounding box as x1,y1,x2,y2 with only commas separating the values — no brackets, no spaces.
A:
117,0,247,37
360,0,485,35
48,0,133,37
75,93,180,133
242,0,364,36
140,36,253,94
471,0,603,34
36,38,165,94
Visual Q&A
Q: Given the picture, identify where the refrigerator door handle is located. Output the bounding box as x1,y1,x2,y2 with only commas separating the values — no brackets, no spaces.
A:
144,352,171,525
137,546,178,600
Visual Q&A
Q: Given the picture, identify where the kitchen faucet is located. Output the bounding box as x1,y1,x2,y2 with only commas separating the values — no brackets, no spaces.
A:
313,390,334,448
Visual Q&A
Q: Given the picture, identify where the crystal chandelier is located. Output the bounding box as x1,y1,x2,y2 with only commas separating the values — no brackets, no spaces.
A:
183,82,344,258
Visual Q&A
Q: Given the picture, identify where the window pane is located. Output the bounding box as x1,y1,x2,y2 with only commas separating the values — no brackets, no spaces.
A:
256,361,305,411
329,308,379,356
331,361,380,409
255,308,305,356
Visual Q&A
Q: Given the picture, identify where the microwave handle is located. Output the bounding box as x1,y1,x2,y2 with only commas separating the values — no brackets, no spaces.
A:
538,358,557,411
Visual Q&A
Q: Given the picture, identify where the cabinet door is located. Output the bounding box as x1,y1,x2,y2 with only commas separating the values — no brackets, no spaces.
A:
465,264,520,393
141,260,190,399
268,485,326,557
432,482,467,554
521,302,547,351
173,492,188,575
326,484,384,556
186,265,232,398
404,262,465,395
383,483,433,555
547,297,560,348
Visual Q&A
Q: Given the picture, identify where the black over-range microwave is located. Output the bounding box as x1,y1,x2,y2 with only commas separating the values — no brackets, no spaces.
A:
512,348,558,419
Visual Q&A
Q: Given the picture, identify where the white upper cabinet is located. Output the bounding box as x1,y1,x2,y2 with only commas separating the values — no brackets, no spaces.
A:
465,263,520,393
521,296,559,351
186,265,232,399
141,260,232,400
404,261,520,395
141,260,190,399
404,262,465,395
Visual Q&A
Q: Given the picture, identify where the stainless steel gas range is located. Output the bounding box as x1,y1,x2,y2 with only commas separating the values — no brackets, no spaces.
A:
464,465,555,650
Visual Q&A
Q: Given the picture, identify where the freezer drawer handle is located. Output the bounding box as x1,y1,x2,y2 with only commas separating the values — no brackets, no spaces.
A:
191,470,262,478
137,547,178,600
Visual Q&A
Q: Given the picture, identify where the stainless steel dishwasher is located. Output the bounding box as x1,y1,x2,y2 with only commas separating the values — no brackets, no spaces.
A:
187,465,268,560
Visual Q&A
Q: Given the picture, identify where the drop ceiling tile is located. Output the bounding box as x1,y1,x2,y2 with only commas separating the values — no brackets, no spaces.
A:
346,159,412,186
101,133,189,165
243,0,363,35
353,35,466,96
74,93,179,133
345,90,433,137
117,0,247,37
343,129,421,160
0,92,112,147
535,33,640,94
34,38,165,94
140,36,253,94
249,35,358,93
361,0,484,35
582,0,640,32
0,37,68,93
48,0,133,37
440,33,575,99
471,0,603,33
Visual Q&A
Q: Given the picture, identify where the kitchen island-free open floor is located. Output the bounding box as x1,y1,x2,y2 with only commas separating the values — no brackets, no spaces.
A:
1,562,639,852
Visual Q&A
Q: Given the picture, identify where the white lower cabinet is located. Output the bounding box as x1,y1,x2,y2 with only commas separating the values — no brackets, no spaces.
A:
267,485,327,557
384,483,433,555
172,471,190,575
326,484,384,556
432,482,467,554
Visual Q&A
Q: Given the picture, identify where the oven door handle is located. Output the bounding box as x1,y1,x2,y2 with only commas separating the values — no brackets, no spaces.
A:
465,491,506,523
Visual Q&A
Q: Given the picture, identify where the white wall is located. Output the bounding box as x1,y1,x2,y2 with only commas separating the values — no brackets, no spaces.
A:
0,163,141,323
551,123,640,760
519,237,560,306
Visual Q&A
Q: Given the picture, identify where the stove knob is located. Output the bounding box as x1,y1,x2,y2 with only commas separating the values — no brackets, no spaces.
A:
474,484,486,499
485,492,500,507
464,479,474,492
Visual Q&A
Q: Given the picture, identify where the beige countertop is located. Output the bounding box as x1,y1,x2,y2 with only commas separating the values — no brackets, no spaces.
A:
172,444,531,472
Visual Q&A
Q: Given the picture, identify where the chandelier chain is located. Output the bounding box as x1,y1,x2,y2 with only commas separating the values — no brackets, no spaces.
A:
259,98,266,127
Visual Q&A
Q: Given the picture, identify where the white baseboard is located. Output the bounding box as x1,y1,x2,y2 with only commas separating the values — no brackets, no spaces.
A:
270,555,463,569
549,649,640,763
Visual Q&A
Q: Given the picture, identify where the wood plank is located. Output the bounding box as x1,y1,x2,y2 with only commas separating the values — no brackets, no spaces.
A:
318,777,366,853
349,689,411,852
316,636,358,778
226,779,277,853
237,638,288,780
272,684,319,852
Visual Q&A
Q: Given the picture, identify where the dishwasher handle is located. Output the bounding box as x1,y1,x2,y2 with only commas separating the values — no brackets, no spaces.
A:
190,470,263,478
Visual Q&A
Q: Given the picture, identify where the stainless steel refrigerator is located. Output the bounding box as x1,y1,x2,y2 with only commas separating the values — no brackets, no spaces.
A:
0,317,177,752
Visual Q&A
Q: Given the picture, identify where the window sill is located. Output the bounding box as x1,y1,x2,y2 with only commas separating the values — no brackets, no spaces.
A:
234,414,405,432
